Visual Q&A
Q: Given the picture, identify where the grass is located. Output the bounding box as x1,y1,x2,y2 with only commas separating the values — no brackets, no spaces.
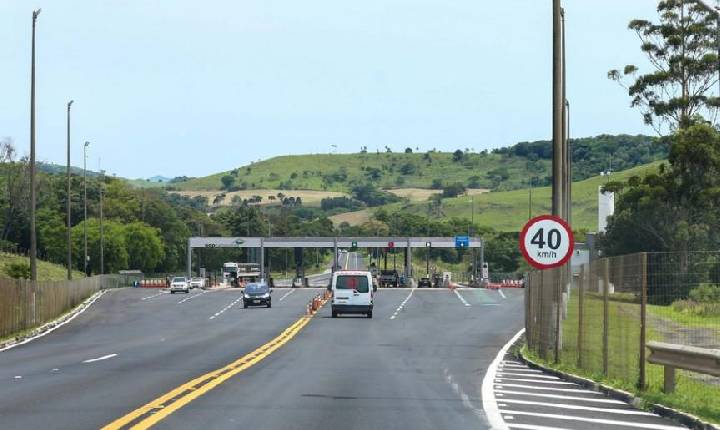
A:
526,286,720,424
387,161,664,232
0,252,86,281
166,152,550,192
647,304,720,330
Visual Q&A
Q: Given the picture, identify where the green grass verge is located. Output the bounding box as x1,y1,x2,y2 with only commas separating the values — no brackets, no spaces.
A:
525,288,720,424
0,252,86,281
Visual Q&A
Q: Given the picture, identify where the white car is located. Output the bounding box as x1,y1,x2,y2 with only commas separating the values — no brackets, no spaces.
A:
169,277,190,294
189,277,205,289
330,270,376,318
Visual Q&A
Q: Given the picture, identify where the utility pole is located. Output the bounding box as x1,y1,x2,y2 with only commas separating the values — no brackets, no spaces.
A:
552,0,564,219
100,168,104,275
66,100,74,280
562,8,570,224
84,141,90,276
29,9,41,281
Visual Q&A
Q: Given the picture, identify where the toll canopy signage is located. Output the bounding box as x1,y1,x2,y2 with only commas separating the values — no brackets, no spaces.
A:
519,215,574,270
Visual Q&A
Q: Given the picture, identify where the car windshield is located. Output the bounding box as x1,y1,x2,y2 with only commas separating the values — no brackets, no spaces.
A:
335,275,369,293
245,284,268,293
172,277,185,283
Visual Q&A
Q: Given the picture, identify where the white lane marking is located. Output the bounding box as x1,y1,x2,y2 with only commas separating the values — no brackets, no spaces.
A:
498,410,686,430
496,371,557,378
498,366,544,378
498,289,507,299
82,353,118,364
443,368,485,422
498,398,656,416
494,383,595,393
481,328,524,430
0,290,107,353
14,375,22,379
209,297,243,320
178,290,208,304
495,378,576,385
508,424,575,430
390,288,415,320
495,390,625,404
141,291,166,301
453,289,471,307
278,289,295,302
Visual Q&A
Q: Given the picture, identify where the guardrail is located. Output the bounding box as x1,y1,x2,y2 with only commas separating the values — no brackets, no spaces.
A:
647,341,720,393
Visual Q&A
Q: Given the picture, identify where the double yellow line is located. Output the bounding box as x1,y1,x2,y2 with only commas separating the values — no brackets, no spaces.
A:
103,315,312,430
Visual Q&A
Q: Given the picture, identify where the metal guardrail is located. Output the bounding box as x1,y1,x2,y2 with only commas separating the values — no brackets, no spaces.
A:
647,341,720,393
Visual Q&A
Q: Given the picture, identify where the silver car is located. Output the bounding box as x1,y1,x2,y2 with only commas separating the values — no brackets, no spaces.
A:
169,277,190,294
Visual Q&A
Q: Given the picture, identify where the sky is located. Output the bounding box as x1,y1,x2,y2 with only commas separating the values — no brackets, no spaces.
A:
0,1,661,179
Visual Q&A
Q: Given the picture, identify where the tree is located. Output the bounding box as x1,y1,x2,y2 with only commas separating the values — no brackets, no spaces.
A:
442,182,467,198
452,149,465,162
124,222,165,272
404,147,413,153
609,1,720,132
602,124,720,256
221,175,235,190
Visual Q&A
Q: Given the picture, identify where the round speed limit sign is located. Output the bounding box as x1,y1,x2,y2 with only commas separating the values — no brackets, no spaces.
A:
520,215,574,270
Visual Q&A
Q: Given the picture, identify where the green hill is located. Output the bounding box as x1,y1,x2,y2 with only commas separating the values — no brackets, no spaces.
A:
0,252,86,281
347,162,664,233
165,135,665,193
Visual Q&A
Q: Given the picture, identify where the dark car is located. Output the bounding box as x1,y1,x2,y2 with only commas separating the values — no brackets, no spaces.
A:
243,283,272,308
418,277,432,288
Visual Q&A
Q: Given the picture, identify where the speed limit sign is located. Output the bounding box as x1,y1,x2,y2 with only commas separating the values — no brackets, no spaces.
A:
520,215,574,270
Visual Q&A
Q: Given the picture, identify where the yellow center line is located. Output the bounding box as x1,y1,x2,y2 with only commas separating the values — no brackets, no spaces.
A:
102,313,315,430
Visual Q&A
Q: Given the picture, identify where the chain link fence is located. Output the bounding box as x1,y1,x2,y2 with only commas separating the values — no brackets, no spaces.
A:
526,252,720,421
0,275,126,340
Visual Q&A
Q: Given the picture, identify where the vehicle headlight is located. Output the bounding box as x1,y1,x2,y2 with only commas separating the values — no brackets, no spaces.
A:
262,293,270,298
244,293,250,299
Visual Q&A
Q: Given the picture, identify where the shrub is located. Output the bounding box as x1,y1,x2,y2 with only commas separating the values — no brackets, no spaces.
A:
689,284,720,303
5,262,31,279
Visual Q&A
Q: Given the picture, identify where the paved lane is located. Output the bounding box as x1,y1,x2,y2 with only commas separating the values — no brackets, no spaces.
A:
151,288,527,430
0,287,319,430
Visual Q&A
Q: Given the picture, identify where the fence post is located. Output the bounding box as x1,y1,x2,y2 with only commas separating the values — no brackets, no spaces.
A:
639,252,648,390
577,264,585,369
603,258,610,376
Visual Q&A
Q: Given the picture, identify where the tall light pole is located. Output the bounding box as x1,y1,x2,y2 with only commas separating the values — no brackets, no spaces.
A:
99,165,104,275
83,141,89,276
552,0,564,219
66,100,74,280
29,8,41,281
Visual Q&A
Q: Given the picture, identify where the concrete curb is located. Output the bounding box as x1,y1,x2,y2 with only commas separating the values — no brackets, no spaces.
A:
0,289,108,353
514,345,719,430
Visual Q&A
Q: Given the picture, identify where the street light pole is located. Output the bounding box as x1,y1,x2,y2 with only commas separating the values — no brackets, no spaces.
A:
552,0,564,218
66,100,73,279
83,141,89,276
100,168,104,275
29,8,41,281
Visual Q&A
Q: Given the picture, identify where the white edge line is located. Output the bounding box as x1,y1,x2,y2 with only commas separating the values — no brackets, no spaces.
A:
482,328,525,430
0,290,108,353
279,289,295,302
498,289,507,299
82,353,118,364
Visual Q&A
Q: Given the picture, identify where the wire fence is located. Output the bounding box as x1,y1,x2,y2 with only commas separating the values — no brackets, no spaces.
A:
0,274,126,340
526,252,720,420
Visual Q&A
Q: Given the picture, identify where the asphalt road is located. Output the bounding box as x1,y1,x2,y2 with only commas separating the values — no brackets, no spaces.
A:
0,252,688,429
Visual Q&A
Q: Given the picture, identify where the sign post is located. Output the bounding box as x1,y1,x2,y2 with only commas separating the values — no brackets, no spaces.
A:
520,215,574,270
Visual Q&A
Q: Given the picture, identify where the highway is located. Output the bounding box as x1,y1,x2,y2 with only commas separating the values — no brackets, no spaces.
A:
0,252,687,429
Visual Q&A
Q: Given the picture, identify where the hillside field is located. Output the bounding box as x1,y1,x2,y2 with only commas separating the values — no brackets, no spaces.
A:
338,162,663,232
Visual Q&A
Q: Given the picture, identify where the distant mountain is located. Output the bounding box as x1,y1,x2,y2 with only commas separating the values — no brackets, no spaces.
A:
38,162,100,177
147,176,172,183
164,134,666,193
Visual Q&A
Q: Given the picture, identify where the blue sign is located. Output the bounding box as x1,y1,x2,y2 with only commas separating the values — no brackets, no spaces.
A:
455,235,470,248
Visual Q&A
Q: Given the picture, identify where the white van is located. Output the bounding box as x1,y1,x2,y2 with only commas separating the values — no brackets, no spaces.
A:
330,271,376,318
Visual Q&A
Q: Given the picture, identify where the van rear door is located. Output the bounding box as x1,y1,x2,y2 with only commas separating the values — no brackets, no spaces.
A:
334,274,371,306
